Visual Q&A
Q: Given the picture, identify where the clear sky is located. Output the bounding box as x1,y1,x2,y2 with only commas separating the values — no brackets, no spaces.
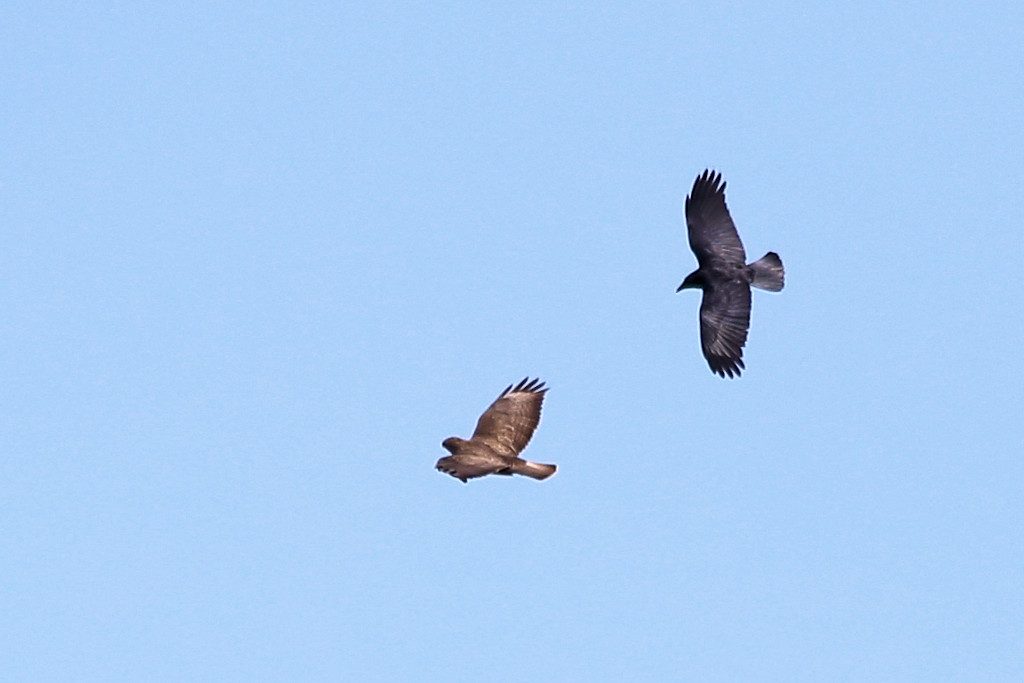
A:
3,2,1022,680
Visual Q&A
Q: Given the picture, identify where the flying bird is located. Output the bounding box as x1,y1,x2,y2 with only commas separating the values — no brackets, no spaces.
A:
435,378,557,483
676,169,785,378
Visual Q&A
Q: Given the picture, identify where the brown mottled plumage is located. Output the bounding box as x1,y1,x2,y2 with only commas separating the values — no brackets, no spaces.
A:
435,378,556,483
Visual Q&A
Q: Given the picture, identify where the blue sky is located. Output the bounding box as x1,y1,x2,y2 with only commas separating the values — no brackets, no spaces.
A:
2,2,1022,680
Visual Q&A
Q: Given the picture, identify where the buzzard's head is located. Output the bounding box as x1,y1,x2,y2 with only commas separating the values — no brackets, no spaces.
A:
441,437,466,454
676,269,705,292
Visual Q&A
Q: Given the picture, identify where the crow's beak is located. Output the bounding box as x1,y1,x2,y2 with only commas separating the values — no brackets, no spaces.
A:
675,282,685,293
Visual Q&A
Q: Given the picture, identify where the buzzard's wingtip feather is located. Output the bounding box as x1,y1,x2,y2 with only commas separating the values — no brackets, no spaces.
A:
509,377,548,395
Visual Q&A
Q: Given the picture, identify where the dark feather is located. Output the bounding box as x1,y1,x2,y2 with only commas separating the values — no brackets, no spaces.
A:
685,169,746,267
678,170,783,378
699,279,752,378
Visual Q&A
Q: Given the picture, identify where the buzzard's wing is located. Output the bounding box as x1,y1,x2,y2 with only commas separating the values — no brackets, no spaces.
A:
699,280,752,378
685,169,746,266
471,377,547,457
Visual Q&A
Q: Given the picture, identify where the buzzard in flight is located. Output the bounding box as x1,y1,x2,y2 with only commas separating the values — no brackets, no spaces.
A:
676,170,785,378
436,378,557,483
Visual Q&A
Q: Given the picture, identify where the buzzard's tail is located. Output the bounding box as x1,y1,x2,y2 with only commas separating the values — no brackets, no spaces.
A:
511,459,557,481
748,251,785,292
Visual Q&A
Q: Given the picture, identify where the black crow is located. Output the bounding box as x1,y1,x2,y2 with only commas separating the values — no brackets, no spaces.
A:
677,170,784,378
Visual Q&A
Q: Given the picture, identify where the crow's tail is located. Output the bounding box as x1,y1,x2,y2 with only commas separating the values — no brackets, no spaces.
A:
748,252,785,292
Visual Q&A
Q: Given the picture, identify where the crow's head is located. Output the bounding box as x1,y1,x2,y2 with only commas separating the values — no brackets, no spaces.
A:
676,269,705,292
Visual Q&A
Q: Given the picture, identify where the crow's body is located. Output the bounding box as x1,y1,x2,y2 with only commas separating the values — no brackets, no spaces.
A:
677,170,785,378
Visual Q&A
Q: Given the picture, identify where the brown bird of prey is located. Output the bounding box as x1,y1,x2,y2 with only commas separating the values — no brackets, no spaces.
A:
435,378,557,483
676,169,785,378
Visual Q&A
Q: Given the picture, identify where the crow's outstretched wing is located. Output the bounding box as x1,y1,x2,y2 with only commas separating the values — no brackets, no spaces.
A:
686,169,746,267
471,378,547,457
699,280,752,378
